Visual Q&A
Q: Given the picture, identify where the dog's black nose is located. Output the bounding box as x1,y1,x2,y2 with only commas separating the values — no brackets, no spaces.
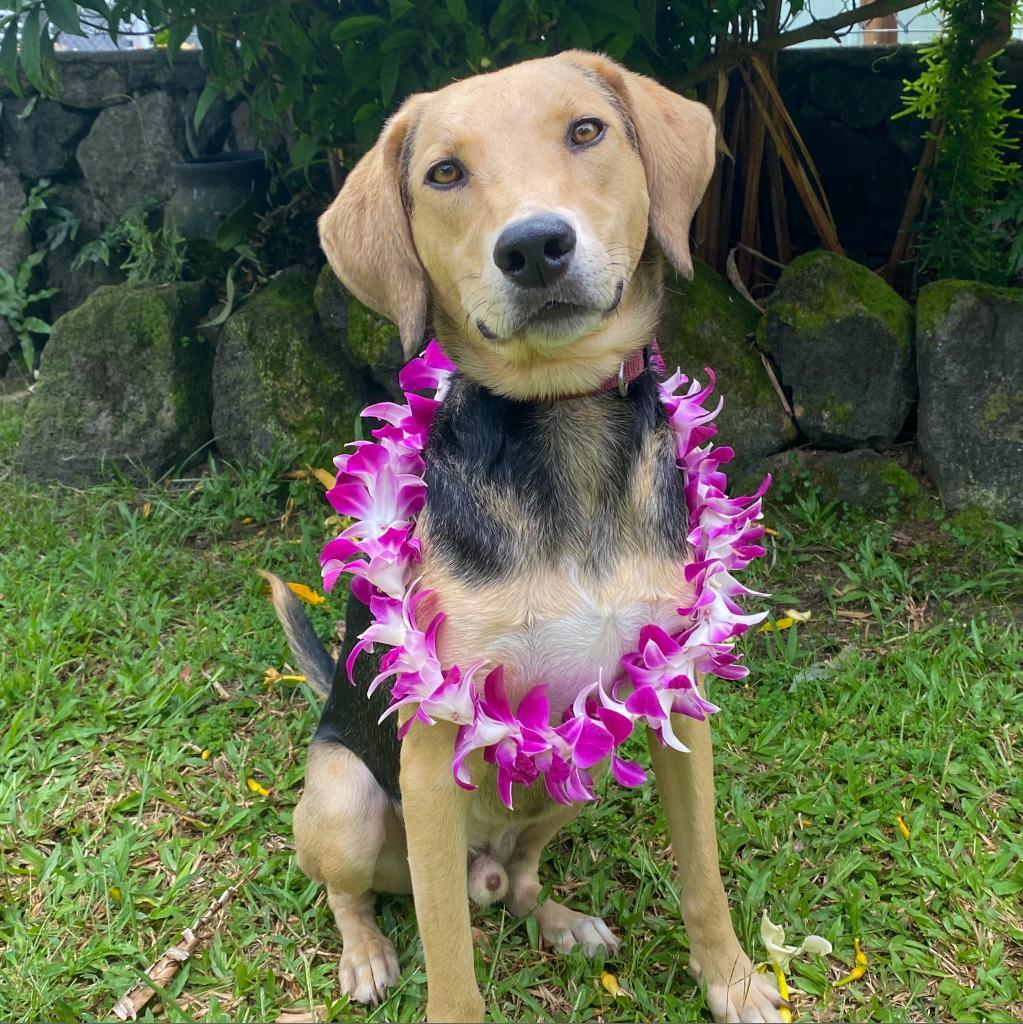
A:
493,215,576,288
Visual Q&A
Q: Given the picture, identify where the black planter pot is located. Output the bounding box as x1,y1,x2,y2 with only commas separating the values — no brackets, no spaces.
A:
164,151,269,241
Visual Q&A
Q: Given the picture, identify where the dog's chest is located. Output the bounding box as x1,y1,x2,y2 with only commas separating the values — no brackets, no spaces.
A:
419,374,691,714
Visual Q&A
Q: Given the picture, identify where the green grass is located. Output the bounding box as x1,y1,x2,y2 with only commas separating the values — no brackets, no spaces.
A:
1,389,1020,1023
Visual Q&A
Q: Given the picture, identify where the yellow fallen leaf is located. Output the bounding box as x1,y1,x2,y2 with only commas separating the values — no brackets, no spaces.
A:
783,609,812,623
287,582,325,606
833,938,868,987
763,526,780,537
200,749,211,760
312,467,337,490
247,778,271,797
758,617,795,633
242,516,254,525
896,815,910,840
600,970,629,998
263,667,306,687
141,501,152,519
109,885,123,902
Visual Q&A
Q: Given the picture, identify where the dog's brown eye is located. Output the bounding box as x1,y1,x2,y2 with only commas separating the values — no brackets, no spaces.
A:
569,118,605,147
426,160,464,187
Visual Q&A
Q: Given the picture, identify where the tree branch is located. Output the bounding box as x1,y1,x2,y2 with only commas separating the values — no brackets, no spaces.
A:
668,0,930,92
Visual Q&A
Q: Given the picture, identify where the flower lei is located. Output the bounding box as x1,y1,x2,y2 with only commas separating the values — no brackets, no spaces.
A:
320,341,769,808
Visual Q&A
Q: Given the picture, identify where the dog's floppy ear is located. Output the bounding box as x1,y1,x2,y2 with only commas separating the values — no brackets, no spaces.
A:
319,96,428,356
557,50,716,279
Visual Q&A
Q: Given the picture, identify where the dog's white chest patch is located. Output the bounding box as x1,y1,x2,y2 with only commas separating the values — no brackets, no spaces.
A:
434,556,692,716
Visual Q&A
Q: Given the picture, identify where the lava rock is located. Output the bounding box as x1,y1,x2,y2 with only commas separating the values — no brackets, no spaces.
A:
757,250,915,449
1,99,92,179
14,282,213,484
76,91,187,219
916,280,1023,522
0,162,30,273
739,447,927,512
212,266,370,463
314,265,405,399
658,261,798,468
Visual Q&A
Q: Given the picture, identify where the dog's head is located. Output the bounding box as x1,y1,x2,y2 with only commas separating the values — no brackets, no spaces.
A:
320,51,715,399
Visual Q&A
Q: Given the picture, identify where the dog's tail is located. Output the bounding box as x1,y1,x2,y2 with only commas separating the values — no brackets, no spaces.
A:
259,571,334,700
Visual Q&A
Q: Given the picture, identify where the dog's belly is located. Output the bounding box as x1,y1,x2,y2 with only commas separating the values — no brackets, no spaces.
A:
427,553,693,717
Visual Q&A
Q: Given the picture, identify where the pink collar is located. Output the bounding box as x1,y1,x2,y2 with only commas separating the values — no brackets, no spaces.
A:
556,347,649,400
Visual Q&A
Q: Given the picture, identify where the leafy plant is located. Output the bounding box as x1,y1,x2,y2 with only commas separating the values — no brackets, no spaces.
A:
0,251,59,372
0,179,78,373
897,0,1023,284
74,207,188,285
1,0,930,183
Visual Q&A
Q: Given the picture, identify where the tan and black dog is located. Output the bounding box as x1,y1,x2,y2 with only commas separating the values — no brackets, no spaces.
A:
265,50,785,1024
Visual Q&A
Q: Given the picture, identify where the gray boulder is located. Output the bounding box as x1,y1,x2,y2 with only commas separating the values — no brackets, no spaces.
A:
757,250,915,449
76,91,187,219
1,99,92,179
14,282,213,484
917,280,1023,522
737,448,928,513
213,267,370,463
314,264,405,398
658,261,798,464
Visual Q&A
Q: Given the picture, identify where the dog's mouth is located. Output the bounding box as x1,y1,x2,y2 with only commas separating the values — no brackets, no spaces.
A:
476,280,623,343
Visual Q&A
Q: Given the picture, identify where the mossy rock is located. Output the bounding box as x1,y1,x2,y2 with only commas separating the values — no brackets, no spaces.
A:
658,261,797,464
757,250,915,449
916,279,1023,523
14,282,213,484
314,265,404,398
738,448,930,514
213,266,371,463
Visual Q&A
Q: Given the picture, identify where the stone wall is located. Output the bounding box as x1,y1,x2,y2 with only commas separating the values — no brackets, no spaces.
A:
777,42,1023,265
0,49,244,369
3,43,1022,303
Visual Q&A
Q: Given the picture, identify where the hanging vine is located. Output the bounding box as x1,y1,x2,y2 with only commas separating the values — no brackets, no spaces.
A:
887,0,1022,285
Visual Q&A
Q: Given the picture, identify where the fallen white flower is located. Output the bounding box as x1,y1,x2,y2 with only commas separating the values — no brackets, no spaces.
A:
761,911,833,973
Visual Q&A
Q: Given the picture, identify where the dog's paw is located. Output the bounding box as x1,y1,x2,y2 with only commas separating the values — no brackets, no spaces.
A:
338,932,400,1006
536,901,620,957
690,944,786,1023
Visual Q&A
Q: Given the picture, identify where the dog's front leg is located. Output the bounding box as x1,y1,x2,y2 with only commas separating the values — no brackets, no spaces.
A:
400,718,485,1023
648,708,785,1024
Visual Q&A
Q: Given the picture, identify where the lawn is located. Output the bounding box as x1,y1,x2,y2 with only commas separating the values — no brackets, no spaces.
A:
1,388,1020,1024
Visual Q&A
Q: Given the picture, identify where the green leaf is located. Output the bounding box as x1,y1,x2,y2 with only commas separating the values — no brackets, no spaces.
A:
213,188,257,252
445,0,468,23
43,0,82,36
17,94,39,119
193,82,220,131
330,15,385,43
379,53,399,106
288,135,320,173
198,268,237,328
0,19,23,97
21,317,52,334
165,18,196,56
20,7,45,92
379,28,422,53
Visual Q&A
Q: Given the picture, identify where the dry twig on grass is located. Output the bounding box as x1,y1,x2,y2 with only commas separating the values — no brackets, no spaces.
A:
110,877,245,1021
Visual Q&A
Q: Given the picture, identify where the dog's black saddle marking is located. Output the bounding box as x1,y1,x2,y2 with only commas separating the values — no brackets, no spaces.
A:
314,595,401,800
423,370,689,584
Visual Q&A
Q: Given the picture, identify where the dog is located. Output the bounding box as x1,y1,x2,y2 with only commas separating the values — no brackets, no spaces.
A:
264,50,785,1024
